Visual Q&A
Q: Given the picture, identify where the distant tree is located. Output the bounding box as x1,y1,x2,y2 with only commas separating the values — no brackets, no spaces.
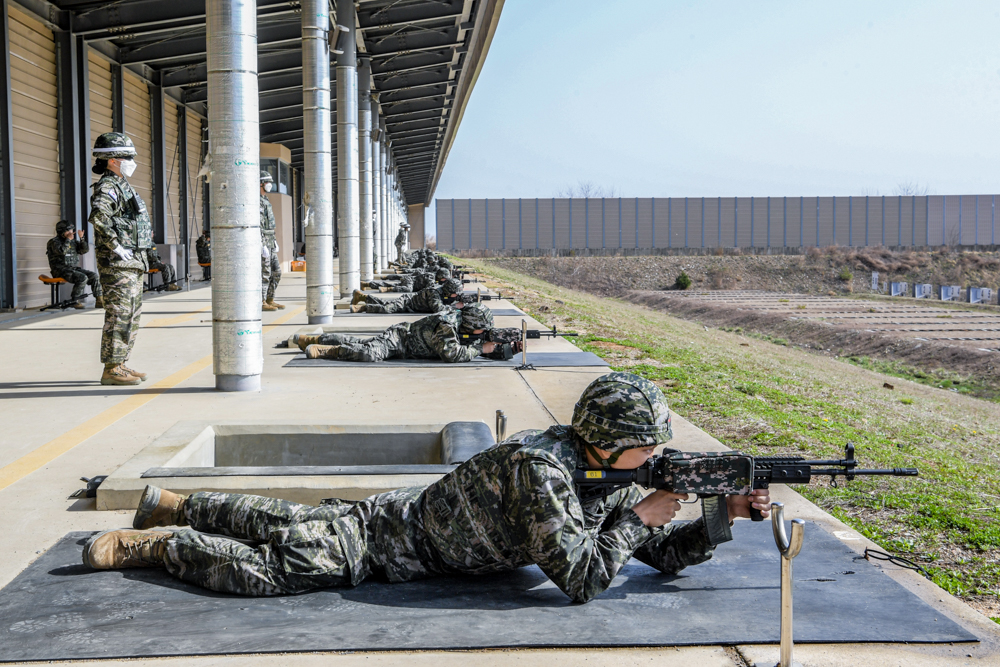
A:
558,180,620,198
893,181,929,196
425,235,437,250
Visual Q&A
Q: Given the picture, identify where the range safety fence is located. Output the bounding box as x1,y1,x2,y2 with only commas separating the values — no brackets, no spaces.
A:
435,196,1000,251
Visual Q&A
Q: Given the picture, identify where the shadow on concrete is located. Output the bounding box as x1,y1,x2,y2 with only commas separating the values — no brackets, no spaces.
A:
0,386,215,400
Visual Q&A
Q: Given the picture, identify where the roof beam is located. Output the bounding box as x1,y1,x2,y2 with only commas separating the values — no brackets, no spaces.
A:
120,22,302,65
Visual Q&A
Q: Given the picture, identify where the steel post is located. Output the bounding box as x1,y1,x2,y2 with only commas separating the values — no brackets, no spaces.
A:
177,105,189,283
335,0,359,293
111,64,125,133
357,57,373,280
302,0,334,322
0,0,16,309
150,84,166,244
207,0,262,392
56,32,84,243
371,101,382,272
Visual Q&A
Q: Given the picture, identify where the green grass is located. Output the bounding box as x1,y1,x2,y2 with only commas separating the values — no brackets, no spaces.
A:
845,356,999,402
457,255,1000,607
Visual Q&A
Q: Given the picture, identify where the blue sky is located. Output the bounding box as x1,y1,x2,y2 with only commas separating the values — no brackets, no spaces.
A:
425,0,1000,239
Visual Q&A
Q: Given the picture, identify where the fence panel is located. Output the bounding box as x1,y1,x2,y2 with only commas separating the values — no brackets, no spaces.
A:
636,198,653,248
975,195,995,245
883,196,900,246
436,199,452,249
926,196,943,246
942,195,961,246
703,197,719,248
959,195,976,246
486,199,503,249
720,197,736,247
899,196,915,247
470,199,487,248
537,198,554,249
765,197,780,248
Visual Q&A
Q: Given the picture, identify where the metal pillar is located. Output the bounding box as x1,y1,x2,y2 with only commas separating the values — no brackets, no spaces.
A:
207,0,262,392
150,84,167,244
177,105,189,282
56,32,84,241
380,138,389,267
357,56,373,281
371,101,382,272
111,64,125,133
75,38,92,243
302,0,334,323
0,0,16,309
336,0,359,294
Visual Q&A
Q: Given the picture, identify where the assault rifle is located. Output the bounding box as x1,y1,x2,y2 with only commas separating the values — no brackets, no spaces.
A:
572,444,918,521
459,325,578,345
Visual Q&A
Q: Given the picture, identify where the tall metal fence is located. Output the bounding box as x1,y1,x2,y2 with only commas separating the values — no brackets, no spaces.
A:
435,196,1000,252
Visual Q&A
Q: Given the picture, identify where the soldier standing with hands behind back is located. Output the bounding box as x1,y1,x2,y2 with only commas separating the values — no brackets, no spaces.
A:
89,133,152,387
260,172,284,311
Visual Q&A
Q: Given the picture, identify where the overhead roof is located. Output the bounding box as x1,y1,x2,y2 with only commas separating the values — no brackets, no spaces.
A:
32,0,503,205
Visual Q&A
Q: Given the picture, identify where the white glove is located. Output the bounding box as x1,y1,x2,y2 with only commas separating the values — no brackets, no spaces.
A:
262,245,270,259
274,243,279,253
113,245,134,262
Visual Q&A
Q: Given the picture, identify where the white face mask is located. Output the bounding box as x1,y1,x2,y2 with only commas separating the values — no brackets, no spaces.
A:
263,182,273,193
119,159,137,178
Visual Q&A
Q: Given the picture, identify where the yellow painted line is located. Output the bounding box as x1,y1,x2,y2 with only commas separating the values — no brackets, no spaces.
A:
144,304,212,328
0,305,305,493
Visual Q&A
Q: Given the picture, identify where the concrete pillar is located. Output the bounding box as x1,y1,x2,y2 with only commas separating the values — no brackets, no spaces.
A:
371,100,382,273
207,0,262,392
379,135,388,268
302,0,334,323
335,0,359,294
357,56,373,281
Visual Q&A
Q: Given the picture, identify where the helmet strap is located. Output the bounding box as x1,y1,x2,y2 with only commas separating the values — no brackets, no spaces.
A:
584,442,621,470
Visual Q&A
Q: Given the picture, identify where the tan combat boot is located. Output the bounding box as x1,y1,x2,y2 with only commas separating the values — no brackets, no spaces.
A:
305,344,340,360
351,289,366,305
133,485,188,529
350,304,366,313
266,298,286,310
101,364,141,386
94,296,105,308
121,365,147,382
294,334,322,350
166,284,182,291
262,300,279,312
82,529,173,570
73,301,86,309
360,281,372,290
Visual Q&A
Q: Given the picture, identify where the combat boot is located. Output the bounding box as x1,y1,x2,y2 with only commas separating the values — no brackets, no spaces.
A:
82,529,172,570
101,364,141,386
294,334,322,350
121,365,147,382
351,289,366,305
133,485,188,529
266,298,286,310
94,296,105,308
305,344,340,360
262,300,279,312
166,284,182,292
350,304,366,313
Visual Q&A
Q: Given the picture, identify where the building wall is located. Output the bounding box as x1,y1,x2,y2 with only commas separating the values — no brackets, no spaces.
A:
186,113,205,280
436,196,994,252
9,5,60,308
122,70,153,222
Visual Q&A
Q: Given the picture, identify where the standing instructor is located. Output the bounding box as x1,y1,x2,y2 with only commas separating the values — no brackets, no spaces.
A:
89,132,152,386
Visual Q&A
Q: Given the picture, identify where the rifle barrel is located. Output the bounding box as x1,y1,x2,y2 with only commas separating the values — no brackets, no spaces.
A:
808,467,919,476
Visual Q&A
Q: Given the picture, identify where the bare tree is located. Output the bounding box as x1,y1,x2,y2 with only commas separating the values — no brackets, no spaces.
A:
425,235,437,250
893,181,929,196
861,186,881,196
558,180,621,198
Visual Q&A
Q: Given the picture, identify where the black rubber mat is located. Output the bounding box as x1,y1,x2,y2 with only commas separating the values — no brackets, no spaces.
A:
335,308,525,317
0,522,975,661
283,351,608,368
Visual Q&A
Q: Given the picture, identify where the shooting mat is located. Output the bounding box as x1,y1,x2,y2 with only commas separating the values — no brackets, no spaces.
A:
283,351,608,368
0,522,975,661
335,309,525,317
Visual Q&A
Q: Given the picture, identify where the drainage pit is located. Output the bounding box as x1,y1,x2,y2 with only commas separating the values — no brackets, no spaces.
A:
97,421,494,510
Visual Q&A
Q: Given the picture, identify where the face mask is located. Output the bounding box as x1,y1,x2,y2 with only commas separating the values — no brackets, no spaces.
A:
264,182,273,193
119,159,137,178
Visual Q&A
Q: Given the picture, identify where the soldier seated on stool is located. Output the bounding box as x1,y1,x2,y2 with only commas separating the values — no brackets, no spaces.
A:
82,372,770,602
46,220,103,309
146,246,180,291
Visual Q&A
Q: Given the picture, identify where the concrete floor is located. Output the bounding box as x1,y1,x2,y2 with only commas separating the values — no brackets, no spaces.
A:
0,271,997,666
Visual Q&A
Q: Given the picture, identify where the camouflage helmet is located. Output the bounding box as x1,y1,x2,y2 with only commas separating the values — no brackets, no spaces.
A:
260,171,273,184
572,371,672,468
92,132,137,159
459,303,493,332
435,268,451,283
441,278,463,296
55,220,74,235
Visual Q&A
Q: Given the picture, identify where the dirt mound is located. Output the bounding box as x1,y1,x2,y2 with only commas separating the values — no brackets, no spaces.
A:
483,247,1000,297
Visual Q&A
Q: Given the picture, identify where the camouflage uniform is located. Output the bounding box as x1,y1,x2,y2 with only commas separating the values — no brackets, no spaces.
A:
89,170,151,365
160,424,716,601
195,233,211,280
260,194,280,301
368,269,435,293
315,310,482,363
395,229,406,261
145,246,175,286
46,222,101,300
365,286,448,314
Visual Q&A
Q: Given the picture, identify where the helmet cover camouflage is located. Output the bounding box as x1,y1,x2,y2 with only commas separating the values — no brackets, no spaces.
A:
260,171,273,183
56,220,74,235
92,132,137,159
459,303,493,332
435,268,451,282
572,372,672,464
441,278,463,296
